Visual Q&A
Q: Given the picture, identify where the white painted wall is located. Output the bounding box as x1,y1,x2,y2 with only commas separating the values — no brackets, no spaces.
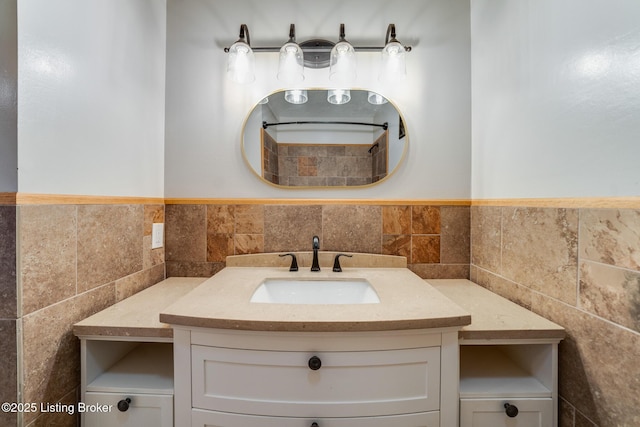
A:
17,0,166,197
471,0,640,199
0,0,17,192
165,0,471,199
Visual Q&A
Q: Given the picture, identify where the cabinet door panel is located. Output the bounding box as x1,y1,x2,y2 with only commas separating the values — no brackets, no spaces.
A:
460,398,553,427
192,346,440,417
191,408,440,427
83,392,172,427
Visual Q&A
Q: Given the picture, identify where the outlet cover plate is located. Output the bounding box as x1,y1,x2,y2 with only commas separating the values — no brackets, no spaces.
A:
152,223,164,249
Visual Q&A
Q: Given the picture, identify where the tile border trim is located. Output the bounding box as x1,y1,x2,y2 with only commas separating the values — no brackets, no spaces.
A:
3,193,164,205
471,197,640,209
3,193,639,208
165,198,472,206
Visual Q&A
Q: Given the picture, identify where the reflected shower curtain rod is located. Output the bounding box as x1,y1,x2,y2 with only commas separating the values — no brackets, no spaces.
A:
262,120,388,130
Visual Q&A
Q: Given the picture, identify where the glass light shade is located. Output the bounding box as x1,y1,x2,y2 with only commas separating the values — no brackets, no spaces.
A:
367,91,388,105
379,40,406,82
327,89,351,105
227,41,255,84
284,89,308,104
277,42,304,83
329,41,356,83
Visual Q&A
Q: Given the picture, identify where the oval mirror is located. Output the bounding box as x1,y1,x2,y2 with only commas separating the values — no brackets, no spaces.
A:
242,89,407,188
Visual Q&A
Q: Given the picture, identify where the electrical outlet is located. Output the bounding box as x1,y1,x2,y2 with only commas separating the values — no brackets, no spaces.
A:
152,223,164,249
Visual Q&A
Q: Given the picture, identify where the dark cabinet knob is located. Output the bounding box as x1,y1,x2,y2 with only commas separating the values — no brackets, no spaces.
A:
117,398,131,412
311,423,319,427
308,356,322,370
504,402,519,417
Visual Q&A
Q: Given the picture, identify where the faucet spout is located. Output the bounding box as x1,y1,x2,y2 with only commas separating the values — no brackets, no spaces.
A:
311,236,320,271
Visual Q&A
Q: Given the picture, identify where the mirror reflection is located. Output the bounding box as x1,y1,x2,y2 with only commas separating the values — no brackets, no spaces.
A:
242,89,407,187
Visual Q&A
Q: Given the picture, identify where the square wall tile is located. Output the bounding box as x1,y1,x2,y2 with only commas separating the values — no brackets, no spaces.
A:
143,204,164,236
235,234,264,255
580,208,640,271
470,206,502,272
382,206,411,235
382,234,411,258
264,205,322,252
207,233,234,262
440,206,470,264
411,235,440,263
235,205,264,234
207,205,235,234
77,205,143,292
166,204,206,262
412,206,440,234
502,207,578,305
322,205,382,253
0,319,17,427
0,206,17,318
19,205,77,315
579,260,640,333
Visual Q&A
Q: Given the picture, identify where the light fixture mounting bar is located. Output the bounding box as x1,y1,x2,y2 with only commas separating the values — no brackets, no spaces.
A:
226,45,411,53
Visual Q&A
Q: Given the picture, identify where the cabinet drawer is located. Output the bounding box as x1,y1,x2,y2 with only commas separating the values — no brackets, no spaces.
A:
83,392,173,427
192,345,440,417
192,408,440,427
460,398,553,427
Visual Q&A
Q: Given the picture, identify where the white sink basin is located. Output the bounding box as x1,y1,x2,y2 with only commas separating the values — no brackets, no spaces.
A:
250,278,380,305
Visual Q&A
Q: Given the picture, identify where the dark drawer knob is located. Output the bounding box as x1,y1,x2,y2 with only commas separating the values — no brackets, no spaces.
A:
308,356,322,370
504,402,519,417
117,398,131,412
311,423,319,427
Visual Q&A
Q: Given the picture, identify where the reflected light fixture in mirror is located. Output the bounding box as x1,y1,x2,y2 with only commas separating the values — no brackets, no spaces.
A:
327,89,351,105
242,89,408,188
284,89,308,104
277,24,304,83
329,24,356,84
368,91,388,105
380,24,407,82
226,24,255,84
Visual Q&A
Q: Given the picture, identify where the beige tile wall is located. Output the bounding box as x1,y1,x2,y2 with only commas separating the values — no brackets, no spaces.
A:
276,144,379,186
471,206,640,427
0,205,17,427
11,203,165,426
166,203,470,279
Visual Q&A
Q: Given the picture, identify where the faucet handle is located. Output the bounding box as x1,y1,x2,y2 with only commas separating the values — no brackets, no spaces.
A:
333,253,353,272
279,253,298,271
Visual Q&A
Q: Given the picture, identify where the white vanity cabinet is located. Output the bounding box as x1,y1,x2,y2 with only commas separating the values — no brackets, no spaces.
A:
80,340,174,427
427,279,564,427
173,328,461,427
458,343,558,427
73,278,207,427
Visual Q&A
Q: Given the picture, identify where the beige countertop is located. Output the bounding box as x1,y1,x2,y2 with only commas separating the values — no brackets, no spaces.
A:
73,277,207,339
73,272,564,340
428,279,565,341
159,267,472,332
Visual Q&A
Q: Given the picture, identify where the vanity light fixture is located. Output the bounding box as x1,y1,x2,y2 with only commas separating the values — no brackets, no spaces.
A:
223,23,411,84
380,24,407,81
328,24,356,84
277,24,304,83
226,24,255,84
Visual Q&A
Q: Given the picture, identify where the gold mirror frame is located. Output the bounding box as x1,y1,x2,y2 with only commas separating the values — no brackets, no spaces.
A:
241,89,408,189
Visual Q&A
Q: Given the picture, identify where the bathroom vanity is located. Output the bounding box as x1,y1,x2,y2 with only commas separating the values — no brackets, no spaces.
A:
73,253,564,427
160,265,469,427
